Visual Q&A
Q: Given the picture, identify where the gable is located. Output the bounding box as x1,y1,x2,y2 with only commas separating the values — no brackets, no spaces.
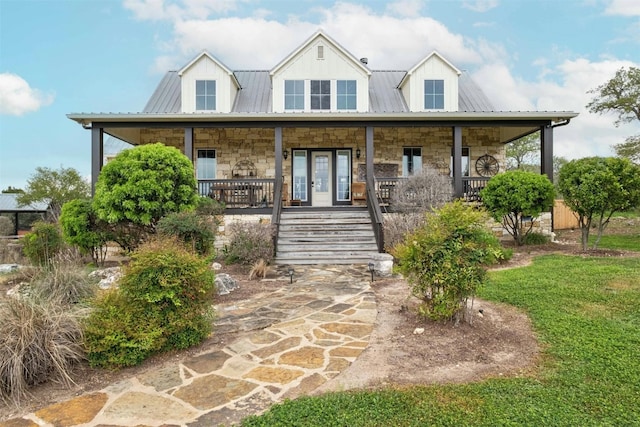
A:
270,31,371,113
399,51,461,112
179,52,240,113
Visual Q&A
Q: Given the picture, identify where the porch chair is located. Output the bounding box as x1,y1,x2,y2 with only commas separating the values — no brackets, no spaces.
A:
352,182,366,205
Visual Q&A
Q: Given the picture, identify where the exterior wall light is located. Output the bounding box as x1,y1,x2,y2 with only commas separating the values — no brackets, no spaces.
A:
283,149,289,160
356,148,361,159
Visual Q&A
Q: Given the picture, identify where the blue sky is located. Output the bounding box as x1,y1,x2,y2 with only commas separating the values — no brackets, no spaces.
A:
1,0,639,190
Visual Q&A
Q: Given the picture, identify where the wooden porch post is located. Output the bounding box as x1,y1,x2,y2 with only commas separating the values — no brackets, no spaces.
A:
452,126,463,197
91,126,103,196
184,127,194,162
366,126,374,183
275,127,283,182
541,125,553,182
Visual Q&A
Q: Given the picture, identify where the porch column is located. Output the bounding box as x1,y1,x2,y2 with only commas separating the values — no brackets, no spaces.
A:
365,126,374,183
452,126,463,197
541,125,553,182
184,127,194,162
275,127,283,182
91,126,104,196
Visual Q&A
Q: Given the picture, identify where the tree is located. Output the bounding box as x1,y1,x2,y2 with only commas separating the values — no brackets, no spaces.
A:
480,171,555,246
17,167,90,221
2,186,24,193
506,133,540,171
559,157,640,250
59,199,111,265
587,66,640,164
93,143,198,250
553,155,569,187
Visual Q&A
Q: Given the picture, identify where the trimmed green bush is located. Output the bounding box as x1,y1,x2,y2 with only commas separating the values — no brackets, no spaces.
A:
157,211,215,256
392,201,508,322
60,199,111,265
195,196,225,216
480,170,555,246
225,221,274,265
84,237,216,368
22,221,63,266
522,232,550,245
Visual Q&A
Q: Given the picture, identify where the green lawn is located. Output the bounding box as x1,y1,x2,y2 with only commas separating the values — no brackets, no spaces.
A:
588,234,640,251
241,255,640,426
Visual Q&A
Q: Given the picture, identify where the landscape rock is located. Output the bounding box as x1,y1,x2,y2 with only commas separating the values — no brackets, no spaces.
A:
89,267,123,289
215,273,239,295
211,262,222,271
0,263,19,273
369,253,394,277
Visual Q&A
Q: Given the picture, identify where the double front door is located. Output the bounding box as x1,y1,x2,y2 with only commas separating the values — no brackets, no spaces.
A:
291,149,352,206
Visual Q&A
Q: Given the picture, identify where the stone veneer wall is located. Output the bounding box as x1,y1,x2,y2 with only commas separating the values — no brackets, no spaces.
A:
214,214,272,250
141,126,506,187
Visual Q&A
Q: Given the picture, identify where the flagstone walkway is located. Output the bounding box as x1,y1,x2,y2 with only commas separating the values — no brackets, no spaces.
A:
3,265,376,427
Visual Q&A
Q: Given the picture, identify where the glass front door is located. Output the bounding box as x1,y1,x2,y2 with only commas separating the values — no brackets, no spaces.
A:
311,152,332,206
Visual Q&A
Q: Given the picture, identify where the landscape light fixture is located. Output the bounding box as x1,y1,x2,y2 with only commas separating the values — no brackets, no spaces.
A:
356,148,361,159
288,267,294,284
283,149,289,160
368,262,375,282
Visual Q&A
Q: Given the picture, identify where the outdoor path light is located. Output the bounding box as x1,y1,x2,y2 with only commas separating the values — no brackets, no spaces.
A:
288,267,294,284
368,262,375,282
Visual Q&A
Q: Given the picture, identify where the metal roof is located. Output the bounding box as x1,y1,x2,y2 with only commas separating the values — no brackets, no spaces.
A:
141,69,494,115
0,194,49,212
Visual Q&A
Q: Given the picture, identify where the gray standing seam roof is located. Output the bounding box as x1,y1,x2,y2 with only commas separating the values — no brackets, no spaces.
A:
142,69,493,114
0,194,49,212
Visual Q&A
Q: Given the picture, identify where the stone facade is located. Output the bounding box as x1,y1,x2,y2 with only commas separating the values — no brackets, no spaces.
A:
140,126,506,187
215,214,272,249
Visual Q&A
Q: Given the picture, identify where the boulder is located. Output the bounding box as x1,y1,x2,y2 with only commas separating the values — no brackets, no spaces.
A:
215,273,239,295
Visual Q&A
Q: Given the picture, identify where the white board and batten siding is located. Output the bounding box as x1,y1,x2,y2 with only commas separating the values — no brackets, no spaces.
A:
401,52,460,112
271,37,370,113
180,54,239,114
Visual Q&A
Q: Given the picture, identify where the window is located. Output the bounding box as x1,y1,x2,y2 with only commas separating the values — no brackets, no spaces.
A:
196,80,216,111
424,79,444,110
336,150,351,201
284,80,304,110
450,147,470,177
197,149,216,179
310,80,330,110
317,45,324,59
293,150,308,201
403,147,422,176
337,80,357,110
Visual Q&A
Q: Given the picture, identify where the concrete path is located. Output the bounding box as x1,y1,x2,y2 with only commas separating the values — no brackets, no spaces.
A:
3,265,376,427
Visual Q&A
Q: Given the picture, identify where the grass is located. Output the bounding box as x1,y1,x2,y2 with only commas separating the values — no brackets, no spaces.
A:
241,255,640,426
588,234,640,251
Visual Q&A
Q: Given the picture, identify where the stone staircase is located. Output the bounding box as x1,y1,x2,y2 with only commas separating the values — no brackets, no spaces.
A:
275,208,380,265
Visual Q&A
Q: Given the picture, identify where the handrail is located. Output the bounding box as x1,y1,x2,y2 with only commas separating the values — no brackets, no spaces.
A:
366,176,385,252
271,179,283,255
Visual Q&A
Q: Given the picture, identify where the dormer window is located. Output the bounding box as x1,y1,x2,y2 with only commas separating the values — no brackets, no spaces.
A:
284,80,304,110
311,80,330,110
196,80,216,111
424,79,444,109
337,80,356,110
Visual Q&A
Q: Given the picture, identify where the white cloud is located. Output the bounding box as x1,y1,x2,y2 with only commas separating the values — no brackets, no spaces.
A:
462,0,499,13
385,0,425,17
123,0,242,21
605,0,640,16
0,73,54,116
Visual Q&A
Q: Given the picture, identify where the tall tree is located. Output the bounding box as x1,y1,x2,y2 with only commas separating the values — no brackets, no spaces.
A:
587,66,640,164
2,186,24,193
17,167,90,221
506,133,540,171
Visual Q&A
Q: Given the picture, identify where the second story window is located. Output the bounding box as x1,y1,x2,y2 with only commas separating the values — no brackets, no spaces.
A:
310,80,330,110
284,80,304,110
424,79,444,110
196,80,216,111
337,80,356,110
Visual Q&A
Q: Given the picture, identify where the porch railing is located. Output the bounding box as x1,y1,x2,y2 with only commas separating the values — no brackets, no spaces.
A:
462,177,490,202
367,176,385,252
198,179,276,208
373,176,491,206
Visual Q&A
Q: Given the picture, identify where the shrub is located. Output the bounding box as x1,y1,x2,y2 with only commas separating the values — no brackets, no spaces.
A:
522,232,550,246
196,196,225,217
390,167,453,213
93,143,198,251
157,211,215,256
84,237,216,368
29,261,99,305
249,259,269,280
22,221,63,266
392,200,508,323
60,199,111,265
0,216,14,236
225,221,274,265
0,297,85,404
83,290,163,368
481,170,555,246
383,212,426,251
